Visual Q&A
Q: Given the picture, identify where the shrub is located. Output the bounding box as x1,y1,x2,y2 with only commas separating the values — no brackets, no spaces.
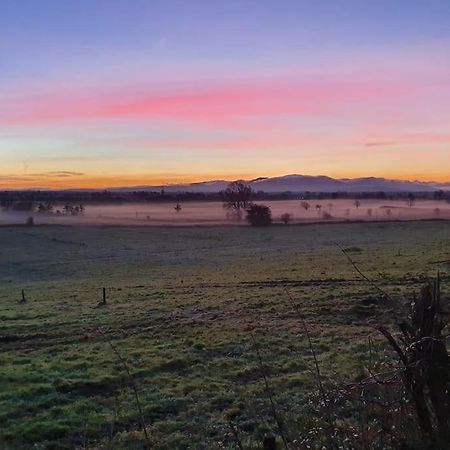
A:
246,204,272,226
280,213,292,225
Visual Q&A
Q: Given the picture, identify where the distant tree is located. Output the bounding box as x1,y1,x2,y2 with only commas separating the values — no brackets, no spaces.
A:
434,207,441,216
62,203,85,216
300,201,310,211
37,202,53,214
367,208,373,217
246,204,272,226
174,203,182,212
280,212,292,225
321,211,333,220
222,181,252,211
407,193,415,207
354,199,361,209
315,204,322,216
62,204,73,215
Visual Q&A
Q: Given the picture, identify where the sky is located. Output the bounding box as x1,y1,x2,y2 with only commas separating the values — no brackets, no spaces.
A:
1,0,450,189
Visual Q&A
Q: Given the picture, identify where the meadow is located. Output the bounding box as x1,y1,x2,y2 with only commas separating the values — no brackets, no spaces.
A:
0,221,449,449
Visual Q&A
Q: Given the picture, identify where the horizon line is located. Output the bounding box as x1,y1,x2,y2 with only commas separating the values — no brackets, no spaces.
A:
1,173,449,191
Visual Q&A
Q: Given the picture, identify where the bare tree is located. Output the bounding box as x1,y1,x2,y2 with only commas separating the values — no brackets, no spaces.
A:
300,201,310,211
222,181,252,215
280,213,292,225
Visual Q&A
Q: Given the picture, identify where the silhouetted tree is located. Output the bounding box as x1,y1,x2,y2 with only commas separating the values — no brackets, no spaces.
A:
246,204,272,226
37,202,53,214
222,181,252,211
280,213,292,224
300,201,310,211
62,204,85,216
62,204,73,215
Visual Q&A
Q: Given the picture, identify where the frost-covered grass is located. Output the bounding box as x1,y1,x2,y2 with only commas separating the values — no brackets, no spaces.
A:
0,221,448,448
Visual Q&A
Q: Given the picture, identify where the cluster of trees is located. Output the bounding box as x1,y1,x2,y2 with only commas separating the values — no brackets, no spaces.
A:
221,180,444,225
57,204,85,216
2,187,447,206
0,200,85,216
222,181,272,226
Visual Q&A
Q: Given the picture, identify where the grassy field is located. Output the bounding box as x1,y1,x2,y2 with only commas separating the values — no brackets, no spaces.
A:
0,221,449,449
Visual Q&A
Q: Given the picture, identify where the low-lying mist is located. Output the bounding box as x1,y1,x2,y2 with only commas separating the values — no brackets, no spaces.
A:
1,199,449,226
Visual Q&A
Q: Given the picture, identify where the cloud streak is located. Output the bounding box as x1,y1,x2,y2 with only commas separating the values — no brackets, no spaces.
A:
365,133,450,147
1,75,418,128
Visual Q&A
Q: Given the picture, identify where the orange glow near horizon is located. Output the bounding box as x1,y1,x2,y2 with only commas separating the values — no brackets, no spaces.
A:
1,169,449,190
2,68,450,188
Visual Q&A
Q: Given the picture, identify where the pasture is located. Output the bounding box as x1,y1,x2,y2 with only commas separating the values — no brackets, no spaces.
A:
0,221,449,449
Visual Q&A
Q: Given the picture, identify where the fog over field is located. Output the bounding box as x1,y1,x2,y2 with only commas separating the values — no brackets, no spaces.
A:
1,198,449,226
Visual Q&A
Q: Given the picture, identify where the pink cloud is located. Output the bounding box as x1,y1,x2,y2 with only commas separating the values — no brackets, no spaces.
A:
365,133,450,147
1,76,417,128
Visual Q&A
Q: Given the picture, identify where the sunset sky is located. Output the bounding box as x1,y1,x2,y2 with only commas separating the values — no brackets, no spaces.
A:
1,0,450,189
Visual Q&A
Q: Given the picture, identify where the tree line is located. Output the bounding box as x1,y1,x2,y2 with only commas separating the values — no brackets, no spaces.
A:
0,188,447,205
0,200,85,216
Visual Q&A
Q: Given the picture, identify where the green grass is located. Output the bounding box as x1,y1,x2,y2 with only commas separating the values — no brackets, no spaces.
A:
0,221,449,449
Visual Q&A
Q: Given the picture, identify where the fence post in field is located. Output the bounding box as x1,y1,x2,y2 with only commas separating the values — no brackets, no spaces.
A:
102,287,107,305
20,289,26,303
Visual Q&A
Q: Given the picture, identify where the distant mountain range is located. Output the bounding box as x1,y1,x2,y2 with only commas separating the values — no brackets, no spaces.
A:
113,175,449,193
